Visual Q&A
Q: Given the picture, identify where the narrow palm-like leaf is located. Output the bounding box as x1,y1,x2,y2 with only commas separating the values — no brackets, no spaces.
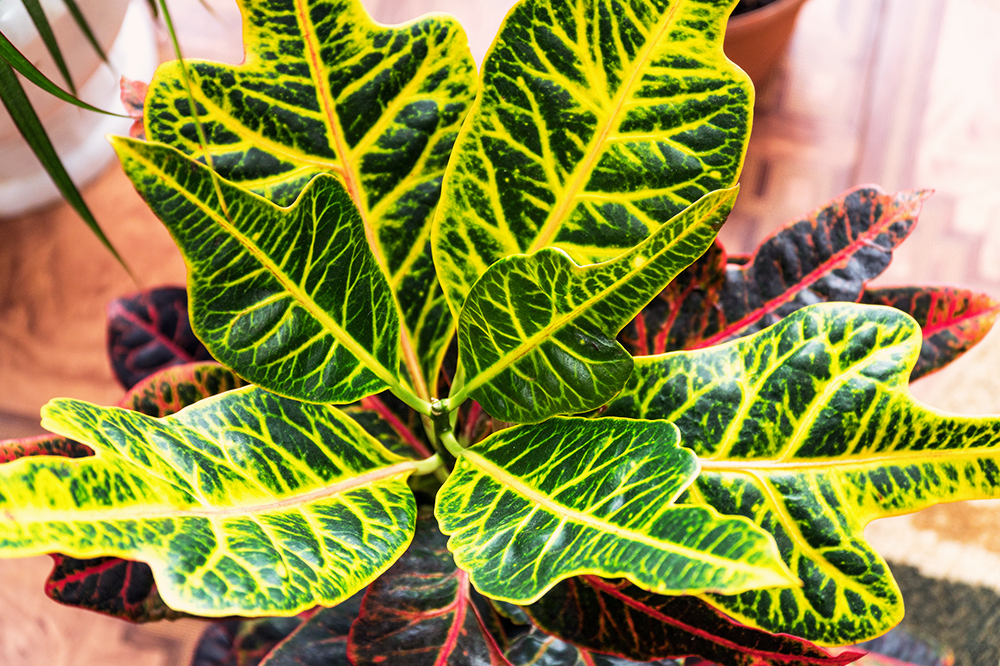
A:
525,576,864,665
505,629,679,665
20,0,75,93
436,416,794,605
60,0,109,63
455,187,736,423
107,287,213,389
620,187,928,355
861,286,1000,380
0,386,420,616
0,60,129,273
0,32,122,114
112,138,414,409
348,513,512,666
145,0,478,396
606,303,1000,644
432,0,752,317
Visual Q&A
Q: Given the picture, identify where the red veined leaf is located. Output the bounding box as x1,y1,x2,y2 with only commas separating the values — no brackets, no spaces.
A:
117,361,246,417
861,286,1000,380
0,434,91,462
347,512,513,666
255,591,366,666
620,186,929,354
44,555,183,622
524,576,865,666
506,629,680,665
107,286,214,389
191,616,308,666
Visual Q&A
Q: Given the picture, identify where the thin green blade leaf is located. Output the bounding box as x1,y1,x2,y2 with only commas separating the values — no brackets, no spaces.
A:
111,137,409,408
436,416,794,605
59,0,108,63
145,0,478,396
432,0,752,317
456,187,736,423
0,31,123,114
19,0,76,93
0,386,420,616
0,60,131,275
605,302,1000,644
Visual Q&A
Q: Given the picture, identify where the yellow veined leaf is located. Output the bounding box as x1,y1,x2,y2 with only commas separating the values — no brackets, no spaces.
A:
605,303,1000,645
432,0,751,317
453,187,736,423
436,416,795,604
112,137,415,410
145,0,478,397
0,386,420,616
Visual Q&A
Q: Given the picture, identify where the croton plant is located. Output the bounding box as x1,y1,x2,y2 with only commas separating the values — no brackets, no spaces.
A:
2,0,1000,664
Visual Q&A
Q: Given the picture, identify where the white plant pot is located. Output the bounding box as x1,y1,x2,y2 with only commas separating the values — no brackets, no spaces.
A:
0,0,159,217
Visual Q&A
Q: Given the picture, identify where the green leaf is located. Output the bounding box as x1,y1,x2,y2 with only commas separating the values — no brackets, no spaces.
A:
145,0,478,397
60,0,109,63
0,60,130,275
605,302,1000,644
432,0,752,317
347,513,512,666
112,137,411,408
525,576,864,665
0,386,420,616
20,0,75,93
455,187,736,423
436,416,794,605
861,286,1000,380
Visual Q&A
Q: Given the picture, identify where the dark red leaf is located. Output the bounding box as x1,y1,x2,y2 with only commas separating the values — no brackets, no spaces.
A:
44,555,183,622
861,286,1000,380
191,617,307,666
620,186,929,354
506,629,679,665
524,576,864,666
348,513,513,666
107,286,214,389
257,591,364,666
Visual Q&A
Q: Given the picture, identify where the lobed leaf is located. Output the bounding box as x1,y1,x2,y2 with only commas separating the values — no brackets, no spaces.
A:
525,575,864,665
620,187,928,355
505,629,679,665
606,303,1000,644
456,188,736,423
145,0,478,395
347,513,512,666
861,286,1000,380
433,0,752,318
436,416,794,605
107,287,213,389
112,138,405,407
0,386,420,616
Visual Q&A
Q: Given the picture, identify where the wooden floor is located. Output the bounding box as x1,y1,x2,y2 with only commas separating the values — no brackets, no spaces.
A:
3,0,1000,663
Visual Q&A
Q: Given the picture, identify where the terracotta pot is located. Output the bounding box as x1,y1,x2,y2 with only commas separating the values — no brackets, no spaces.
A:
724,0,810,89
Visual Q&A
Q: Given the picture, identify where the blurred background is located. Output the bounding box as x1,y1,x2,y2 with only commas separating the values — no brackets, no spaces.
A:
2,0,1000,663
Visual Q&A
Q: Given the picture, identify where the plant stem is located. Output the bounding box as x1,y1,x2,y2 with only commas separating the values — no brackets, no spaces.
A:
438,430,465,459
410,454,443,476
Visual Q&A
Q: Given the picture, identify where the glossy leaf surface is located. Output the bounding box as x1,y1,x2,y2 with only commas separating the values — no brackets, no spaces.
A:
525,576,863,665
45,555,180,622
107,287,213,389
113,138,404,406
146,0,477,394
433,0,753,316
457,188,736,423
606,303,1000,644
0,387,419,616
348,513,511,666
257,591,365,666
861,286,1000,380
437,416,793,604
505,629,678,665
620,187,928,355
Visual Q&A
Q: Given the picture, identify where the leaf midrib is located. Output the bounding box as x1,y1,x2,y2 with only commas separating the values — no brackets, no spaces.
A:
460,449,769,577
6,461,416,524
527,1,683,253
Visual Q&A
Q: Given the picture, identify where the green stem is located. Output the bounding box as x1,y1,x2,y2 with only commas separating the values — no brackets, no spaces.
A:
438,430,466,460
411,454,443,476
391,387,433,417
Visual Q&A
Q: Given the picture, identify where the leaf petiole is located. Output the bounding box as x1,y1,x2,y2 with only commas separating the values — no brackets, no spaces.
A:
438,430,466,459
410,454,444,477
